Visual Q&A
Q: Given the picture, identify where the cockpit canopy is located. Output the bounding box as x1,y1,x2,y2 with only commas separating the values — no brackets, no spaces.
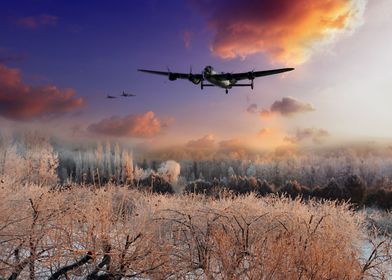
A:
204,65,213,74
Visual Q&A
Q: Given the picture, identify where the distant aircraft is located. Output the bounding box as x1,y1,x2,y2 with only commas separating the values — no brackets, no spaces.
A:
106,94,117,99
121,91,136,97
138,65,294,94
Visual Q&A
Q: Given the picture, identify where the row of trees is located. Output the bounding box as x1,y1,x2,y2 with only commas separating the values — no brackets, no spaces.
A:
58,141,135,185
0,133,183,190
184,175,392,209
179,154,392,190
1,132,392,205
0,132,58,186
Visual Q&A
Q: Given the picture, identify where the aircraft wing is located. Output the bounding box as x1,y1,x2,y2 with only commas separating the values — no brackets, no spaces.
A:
214,68,294,81
138,69,203,80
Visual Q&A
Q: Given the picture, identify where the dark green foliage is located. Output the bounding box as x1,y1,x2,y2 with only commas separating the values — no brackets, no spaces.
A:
344,175,366,205
185,179,213,195
255,179,273,196
140,174,174,194
364,188,392,209
313,178,348,201
278,180,305,199
230,176,254,194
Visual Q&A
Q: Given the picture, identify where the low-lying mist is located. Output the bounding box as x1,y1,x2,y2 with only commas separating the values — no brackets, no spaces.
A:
1,130,392,209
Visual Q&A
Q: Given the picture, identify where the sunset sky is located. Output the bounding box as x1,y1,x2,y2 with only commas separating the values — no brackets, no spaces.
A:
1,0,391,153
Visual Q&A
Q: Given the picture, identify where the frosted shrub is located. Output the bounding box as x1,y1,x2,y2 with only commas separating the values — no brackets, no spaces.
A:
1,186,390,279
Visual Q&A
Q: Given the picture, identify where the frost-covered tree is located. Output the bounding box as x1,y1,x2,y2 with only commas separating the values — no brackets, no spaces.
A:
158,160,181,185
114,143,121,182
133,165,144,187
0,133,58,186
246,164,257,177
121,149,133,184
1,143,27,184
104,141,112,181
228,166,235,177
36,140,59,186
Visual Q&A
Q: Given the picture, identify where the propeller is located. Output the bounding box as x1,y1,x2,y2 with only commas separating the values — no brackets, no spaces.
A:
248,68,255,80
167,66,178,81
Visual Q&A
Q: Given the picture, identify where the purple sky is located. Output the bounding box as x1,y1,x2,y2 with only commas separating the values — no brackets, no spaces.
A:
1,0,391,152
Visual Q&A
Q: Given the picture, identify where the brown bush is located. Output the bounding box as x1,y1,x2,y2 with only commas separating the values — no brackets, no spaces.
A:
0,184,390,279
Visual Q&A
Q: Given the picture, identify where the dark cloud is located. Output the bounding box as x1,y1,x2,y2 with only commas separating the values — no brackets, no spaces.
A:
269,97,315,116
246,103,258,114
248,97,315,118
0,64,84,121
284,128,329,144
16,14,58,29
88,111,165,138
193,0,366,64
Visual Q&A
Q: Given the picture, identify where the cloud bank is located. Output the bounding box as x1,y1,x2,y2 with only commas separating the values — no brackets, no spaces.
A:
0,64,84,121
186,134,216,149
195,0,366,64
285,128,329,144
88,111,165,138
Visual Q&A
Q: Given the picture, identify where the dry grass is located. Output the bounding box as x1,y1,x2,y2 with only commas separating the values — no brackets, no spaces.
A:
0,182,390,279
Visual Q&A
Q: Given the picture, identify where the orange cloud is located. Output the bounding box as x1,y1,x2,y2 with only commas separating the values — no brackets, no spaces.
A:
186,134,216,149
284,128,330,144
17,14,58,29
88,111,164,138
219,138,243,150
260,109,273,119
257,128,272,137
196,0,366,64
0,64,84,121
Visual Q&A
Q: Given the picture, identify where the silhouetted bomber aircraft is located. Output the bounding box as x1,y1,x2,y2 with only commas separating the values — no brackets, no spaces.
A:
121,91,136,97
138,65,294,94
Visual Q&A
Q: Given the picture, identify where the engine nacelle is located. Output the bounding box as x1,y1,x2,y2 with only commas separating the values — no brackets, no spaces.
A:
247,71,255,80
189,75,201,85
169,73,178,81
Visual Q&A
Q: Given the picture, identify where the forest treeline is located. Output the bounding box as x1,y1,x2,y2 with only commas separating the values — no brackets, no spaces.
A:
1,132,392,209
0,133,391,279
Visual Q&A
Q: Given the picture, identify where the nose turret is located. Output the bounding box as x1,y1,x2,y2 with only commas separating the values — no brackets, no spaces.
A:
204,65,213,75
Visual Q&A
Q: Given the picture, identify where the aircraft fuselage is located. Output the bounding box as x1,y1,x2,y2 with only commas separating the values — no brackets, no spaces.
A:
203,66,234,89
